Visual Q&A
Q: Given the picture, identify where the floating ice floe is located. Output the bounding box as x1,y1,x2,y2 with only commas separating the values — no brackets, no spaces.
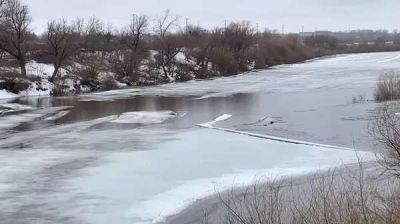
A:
198,114,233,127
0,103,35,111
110,111,185,124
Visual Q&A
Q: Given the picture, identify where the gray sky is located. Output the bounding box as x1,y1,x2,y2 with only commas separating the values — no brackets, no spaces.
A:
24,0,400,34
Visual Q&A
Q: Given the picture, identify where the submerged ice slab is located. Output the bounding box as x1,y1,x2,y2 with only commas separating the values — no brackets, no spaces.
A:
110,111,180,124
43,111,70,121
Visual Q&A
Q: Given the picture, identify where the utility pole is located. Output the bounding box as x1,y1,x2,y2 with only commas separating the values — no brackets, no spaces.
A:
282,24,285,36
224,20,227,31
185,18,189,34
256,23,259,34
302,26,304,33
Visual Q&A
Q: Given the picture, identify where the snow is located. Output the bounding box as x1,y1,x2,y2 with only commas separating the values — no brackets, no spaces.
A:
0,89,18,100
116,81,128,88
0,81,52,99
21,80,52,97
26,61,55,79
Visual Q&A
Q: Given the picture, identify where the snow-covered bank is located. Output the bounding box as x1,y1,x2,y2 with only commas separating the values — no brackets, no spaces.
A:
2,51,400,102
0,89,18,100
79,52,400,101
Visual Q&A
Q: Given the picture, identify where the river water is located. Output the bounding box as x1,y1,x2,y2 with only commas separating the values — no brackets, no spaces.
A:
1,52,400,224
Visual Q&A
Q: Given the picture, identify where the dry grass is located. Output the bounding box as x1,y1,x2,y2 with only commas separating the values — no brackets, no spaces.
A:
201,163,400,224
374,73,400,102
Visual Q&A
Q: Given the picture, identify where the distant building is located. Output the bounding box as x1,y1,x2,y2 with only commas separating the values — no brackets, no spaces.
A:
299,32,314,37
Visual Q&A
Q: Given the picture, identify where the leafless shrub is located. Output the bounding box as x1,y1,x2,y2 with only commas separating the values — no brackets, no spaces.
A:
102,75,118,90
44,19,78,82
203,162,400,224
0,71,29,93
371,103,400,177
153,10,182,80
108,50,147,83
209,49,239,75
107,15,149,83
374,73,400,102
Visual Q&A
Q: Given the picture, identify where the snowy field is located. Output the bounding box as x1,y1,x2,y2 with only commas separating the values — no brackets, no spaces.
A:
0,52,399,224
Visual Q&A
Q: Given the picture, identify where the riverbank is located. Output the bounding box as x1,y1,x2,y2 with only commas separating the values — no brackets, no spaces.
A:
163,161,383,224
0,51,389,101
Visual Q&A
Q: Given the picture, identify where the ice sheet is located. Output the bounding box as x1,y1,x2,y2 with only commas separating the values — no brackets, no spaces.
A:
0,103,35,111
69,129,374,224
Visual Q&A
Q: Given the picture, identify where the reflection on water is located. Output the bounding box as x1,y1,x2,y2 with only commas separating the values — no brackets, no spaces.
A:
10,94,259,129
5,87,376,150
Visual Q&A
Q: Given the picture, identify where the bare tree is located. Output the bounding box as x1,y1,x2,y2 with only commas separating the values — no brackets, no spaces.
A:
45,19,78,82
371,103,400,177
83,16,105,52
108,15,149,83
0,0,32,77
122,15,148,52
153,10,181,80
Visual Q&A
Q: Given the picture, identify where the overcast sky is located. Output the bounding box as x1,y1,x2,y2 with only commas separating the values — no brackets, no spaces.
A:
24,0,400,34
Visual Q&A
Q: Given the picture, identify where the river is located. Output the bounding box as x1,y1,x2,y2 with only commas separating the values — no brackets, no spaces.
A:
1,52,400,224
